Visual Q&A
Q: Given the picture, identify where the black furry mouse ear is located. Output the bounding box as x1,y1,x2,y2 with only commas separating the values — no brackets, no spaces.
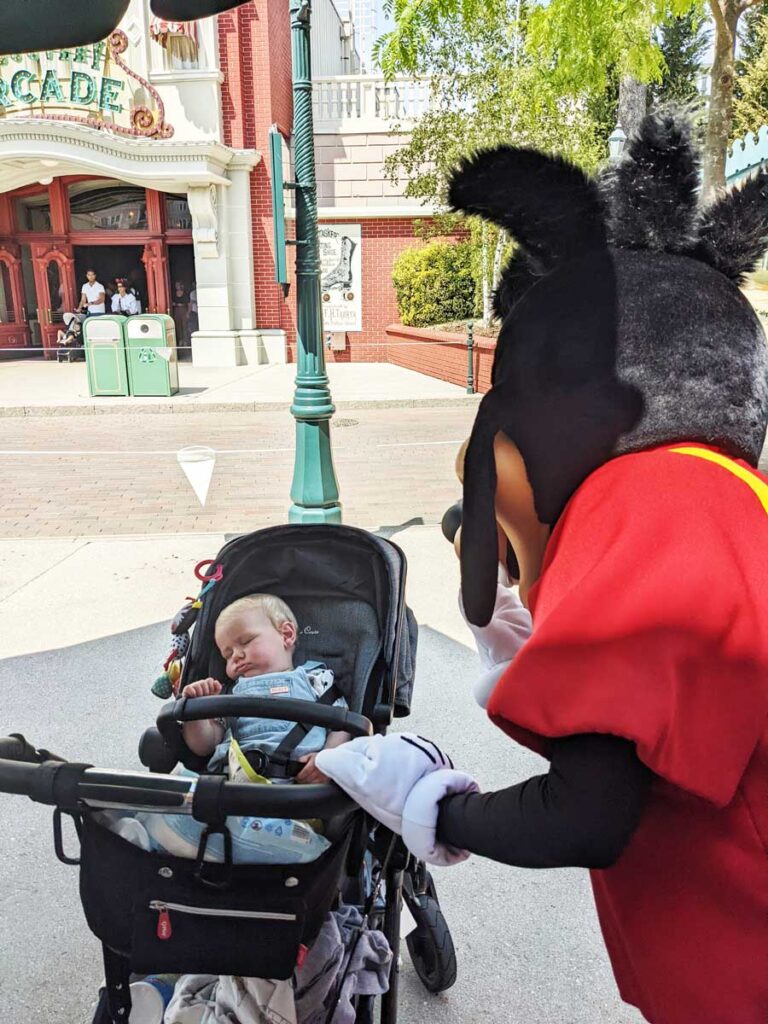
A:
460,395,503,627
600,110,701,253
448,147,606,274
686,169,768,283
491,256,542,321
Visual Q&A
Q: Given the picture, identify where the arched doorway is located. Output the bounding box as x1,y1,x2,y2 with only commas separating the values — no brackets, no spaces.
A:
3,177,193,358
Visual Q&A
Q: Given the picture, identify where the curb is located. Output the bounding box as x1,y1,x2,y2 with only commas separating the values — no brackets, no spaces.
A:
0,395,483,418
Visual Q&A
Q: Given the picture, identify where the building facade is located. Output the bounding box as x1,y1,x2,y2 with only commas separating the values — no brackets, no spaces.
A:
0,0,434,367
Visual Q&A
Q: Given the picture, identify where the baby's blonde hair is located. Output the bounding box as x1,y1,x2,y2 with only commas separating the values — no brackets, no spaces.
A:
216,593,298,635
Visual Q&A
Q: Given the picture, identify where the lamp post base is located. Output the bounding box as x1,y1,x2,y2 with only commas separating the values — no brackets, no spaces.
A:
288,503,343,524
288,414,342,524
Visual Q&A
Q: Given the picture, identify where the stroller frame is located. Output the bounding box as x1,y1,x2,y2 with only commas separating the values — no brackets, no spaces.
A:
0,524,456,1024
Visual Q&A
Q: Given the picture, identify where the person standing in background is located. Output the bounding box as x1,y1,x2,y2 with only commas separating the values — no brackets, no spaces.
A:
112,279,140,316
78,269,105,317
188,281,198,336
171,279,189,357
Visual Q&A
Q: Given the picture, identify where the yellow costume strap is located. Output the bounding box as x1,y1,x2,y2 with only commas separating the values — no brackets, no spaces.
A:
670,446,768,517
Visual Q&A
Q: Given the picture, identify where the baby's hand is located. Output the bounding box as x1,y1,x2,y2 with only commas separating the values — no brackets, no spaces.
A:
183,678,222,698
295,753,329,785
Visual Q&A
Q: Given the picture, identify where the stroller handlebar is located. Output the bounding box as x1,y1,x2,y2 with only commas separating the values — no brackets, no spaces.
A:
159,695,373,741
0,741,357,818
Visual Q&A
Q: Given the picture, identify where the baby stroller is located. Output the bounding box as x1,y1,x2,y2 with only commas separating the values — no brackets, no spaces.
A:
0,524,457,1024
56,310,86,363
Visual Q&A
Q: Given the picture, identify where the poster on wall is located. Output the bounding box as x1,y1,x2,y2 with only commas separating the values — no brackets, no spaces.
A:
319,224,362,332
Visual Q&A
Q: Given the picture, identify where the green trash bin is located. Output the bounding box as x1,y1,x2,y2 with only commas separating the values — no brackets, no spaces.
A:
125,314,180,397
84,315,129,397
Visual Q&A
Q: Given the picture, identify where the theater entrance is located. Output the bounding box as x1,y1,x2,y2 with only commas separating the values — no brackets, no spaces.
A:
73,245,148,316
0,177,193,358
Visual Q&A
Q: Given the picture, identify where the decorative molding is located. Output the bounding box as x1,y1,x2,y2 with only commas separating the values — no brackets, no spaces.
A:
187,183,219,258
0,121,261,194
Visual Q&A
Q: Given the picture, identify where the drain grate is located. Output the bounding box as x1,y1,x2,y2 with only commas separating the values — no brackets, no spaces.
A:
334,418,359,428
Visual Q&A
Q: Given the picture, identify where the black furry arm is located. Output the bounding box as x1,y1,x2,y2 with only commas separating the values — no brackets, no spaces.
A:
437,734,652,868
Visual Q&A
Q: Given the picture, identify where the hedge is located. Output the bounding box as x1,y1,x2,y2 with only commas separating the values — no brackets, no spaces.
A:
392,240,475,327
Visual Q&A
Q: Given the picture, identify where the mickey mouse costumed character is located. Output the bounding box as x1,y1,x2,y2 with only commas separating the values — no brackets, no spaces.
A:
317,112,768,1023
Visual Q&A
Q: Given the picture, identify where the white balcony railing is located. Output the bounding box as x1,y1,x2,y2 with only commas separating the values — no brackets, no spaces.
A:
312,74,432,131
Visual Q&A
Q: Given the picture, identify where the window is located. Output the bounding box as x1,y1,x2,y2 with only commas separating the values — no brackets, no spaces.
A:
149,17,201,72
46,261,63,314
165,194,192,230
0,262,15,322
68,183,147,231
15,195,52,232
164,34,200,71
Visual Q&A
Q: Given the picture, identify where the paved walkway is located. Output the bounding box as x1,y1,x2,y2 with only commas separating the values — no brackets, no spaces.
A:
0,358,478,416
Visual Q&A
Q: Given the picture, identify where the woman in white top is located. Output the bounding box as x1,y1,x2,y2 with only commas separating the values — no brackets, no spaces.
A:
111,279,141,316
78,269,106,316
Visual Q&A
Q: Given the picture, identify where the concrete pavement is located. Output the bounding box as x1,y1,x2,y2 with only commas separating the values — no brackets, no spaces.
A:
0,525,642,1024
0,358,479,416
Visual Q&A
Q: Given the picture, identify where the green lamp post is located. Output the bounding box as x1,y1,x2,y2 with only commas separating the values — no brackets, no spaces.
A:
287,0,342,524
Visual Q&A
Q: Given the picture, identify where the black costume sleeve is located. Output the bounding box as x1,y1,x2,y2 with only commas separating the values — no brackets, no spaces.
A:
437,734,652,869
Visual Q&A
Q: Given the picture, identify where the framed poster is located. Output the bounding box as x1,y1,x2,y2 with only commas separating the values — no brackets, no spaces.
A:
319,224,362,332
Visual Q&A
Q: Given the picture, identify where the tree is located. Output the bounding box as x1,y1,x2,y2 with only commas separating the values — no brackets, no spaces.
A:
738,0,768,64
732,13,768,133
650,9,710,106
381,1,605,323
733,2,768,135
376,0,765,201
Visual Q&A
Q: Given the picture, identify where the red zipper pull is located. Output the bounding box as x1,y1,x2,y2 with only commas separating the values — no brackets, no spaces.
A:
296,944,309,969
156,907,172,941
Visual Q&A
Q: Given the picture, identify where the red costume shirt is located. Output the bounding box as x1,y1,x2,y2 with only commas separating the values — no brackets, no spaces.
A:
487,445,768,1024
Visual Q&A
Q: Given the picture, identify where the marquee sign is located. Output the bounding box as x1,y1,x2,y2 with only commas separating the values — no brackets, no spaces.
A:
0,31,173,138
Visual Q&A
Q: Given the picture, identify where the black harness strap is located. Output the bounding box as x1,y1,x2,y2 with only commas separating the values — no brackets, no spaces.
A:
101,943,132,1022
269,683,344,768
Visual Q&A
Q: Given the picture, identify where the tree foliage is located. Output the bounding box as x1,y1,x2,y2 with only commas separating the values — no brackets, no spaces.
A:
733,9,768,135
377,0,697,89
376,0,767,194
381,1,606,324
382,3,605,206
650,8,710,107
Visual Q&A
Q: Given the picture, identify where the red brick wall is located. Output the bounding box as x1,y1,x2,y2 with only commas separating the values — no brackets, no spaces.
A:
282,217,423,363
386,324,495,393
218,1,296,339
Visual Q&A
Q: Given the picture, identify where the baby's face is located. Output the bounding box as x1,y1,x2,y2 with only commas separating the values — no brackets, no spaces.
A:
215,609,295,680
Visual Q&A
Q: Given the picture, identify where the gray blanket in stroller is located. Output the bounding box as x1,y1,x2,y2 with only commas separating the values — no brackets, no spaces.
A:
165,904,391,1024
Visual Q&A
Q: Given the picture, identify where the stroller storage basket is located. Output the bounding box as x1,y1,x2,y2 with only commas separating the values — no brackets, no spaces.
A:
79,810,351,979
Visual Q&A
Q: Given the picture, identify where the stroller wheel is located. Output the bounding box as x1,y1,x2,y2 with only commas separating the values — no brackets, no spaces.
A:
404,893,457,993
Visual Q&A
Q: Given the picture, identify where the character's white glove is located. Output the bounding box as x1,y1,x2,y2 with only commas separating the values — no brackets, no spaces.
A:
459,582,533,707
315,733,479,866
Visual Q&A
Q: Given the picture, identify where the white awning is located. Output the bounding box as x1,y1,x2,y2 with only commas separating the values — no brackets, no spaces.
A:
0,119,259,194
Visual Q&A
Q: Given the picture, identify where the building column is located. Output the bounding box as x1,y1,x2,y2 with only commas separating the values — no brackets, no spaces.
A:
189,181,239,366
190,156,284,367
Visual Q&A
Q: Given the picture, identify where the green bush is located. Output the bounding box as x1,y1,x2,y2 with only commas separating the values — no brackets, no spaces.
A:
392,241,475,327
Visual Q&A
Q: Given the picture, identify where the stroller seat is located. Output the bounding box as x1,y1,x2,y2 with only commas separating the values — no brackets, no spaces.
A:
0,524,457,1024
